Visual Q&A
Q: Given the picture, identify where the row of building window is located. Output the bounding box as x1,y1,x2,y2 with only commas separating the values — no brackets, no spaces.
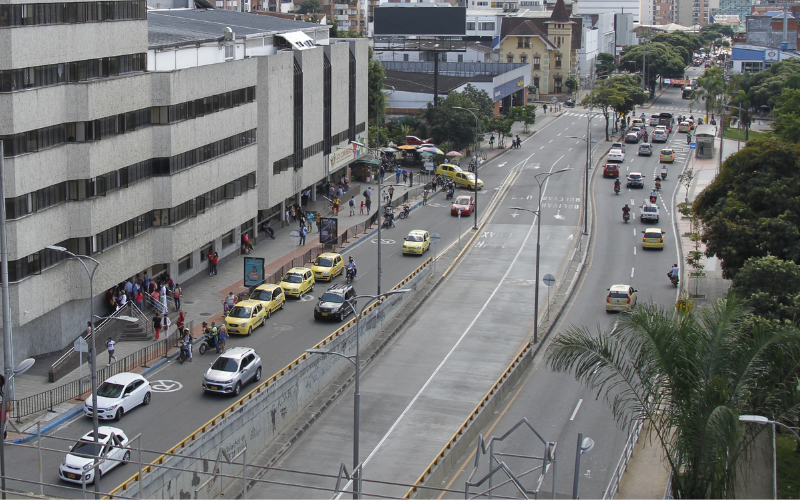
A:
4,129,258,220
272,124,365,175
466,22,496,31
0,53,146,93
5,172,256,283
0,1,146,27
2,87,255,158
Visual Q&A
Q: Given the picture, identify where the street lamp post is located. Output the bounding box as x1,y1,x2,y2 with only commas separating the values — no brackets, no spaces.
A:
740,415,800,500
571,433,595,499
567,126,597,236
0,358,34,499
45,246,104,497
306,289,410,499
453,106,480,230
510,167,570,344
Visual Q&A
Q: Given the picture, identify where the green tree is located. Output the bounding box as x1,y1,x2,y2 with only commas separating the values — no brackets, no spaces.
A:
772,88,800,143
546,298,800,498
596,53,616,79
565,76,578,93
737,58,800,110
692,66,727,119
458,84,495,118
619,42,685,94
424,87,493,150
731,256,800,323
700,23,735,42
651,32,703,64
294,0,321,13
327,17,339,38
508,104,537,133
693,136,800,279
489,114,513,147
581,74,647,140
367,47,386,147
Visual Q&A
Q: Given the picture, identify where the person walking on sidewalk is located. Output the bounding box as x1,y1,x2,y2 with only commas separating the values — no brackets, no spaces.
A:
349,196,356,216
409,171,413,187
153,313,162,340
134,289,143,312
105,337,117,365
212,252,219,275
159,282,168,313
176,311,186,336
388,185,394,201
402,168,408,183
359,200,364,214
365,197,372,214
299,225,307,245
173,284,182,311
217,324,227,353
161,314,172,339
183,328,193,362
423,189,428,205
490,134,495,148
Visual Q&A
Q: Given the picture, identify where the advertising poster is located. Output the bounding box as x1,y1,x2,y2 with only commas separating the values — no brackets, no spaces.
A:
320,218,339,245
244,257,265,287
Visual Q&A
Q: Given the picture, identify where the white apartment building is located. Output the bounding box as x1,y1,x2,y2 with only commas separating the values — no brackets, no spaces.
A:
0,6,367,361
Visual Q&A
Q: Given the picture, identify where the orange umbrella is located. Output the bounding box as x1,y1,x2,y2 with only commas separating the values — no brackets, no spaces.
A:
397,145,417,150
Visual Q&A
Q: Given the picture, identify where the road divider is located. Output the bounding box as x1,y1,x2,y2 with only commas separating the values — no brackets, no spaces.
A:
107,259,434,499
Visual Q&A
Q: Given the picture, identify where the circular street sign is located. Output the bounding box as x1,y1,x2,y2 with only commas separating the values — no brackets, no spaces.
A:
543,274,556,287
150,380,183,393
551,97,558,103
431,233,442,242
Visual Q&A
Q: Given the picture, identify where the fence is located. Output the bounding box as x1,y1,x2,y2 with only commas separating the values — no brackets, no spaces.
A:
10,326,185,422
602,418,645,499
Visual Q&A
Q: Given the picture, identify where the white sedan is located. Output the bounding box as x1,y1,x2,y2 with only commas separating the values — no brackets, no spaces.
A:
59,427,130,484
607,149,625,163
84,372,151,421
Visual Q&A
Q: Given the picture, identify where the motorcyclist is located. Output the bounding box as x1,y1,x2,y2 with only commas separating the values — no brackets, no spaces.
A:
661,166,668,179
668,264,680,280
346,256,357,278
654,177,661,190
383,203,394,227
614,178,621,191
622,204,630,218
650,189,658,202
643,131,649,142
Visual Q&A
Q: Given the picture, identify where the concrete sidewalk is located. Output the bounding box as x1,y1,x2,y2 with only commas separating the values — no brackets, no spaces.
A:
8,111,566,439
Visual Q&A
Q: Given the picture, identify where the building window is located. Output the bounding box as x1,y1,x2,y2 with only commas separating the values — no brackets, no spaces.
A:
403,54,409,61
533,56,540,70
458,54,464,62
177,253,192,274
507,54,514,63
222,229,236,248
555,54,562,68
533,76,540,88
478,21,494,30
517,37,524,48
520,54,527,64
467,21,475,30
224,45,234,61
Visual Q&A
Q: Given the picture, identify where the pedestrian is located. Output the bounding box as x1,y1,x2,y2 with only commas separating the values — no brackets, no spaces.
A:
173,283,182,311
118,290,127,307
359,201,364,214
543,104,547,113
315,213,321,233
333,197,340,216
159,282,168,313
336,186,343,197
388,185,394,201
183,328,193,362
365,197,372,214
105,337,117,365
409,171,413,187
490,135,495,148
395,166,401,184
349,196,356,216
177,311,185,336
432,176,438,192
224,291,237,314
217,324,227,352
382,190,389,205
134,289,143,311
264,220,275,239
299,225,307,245
161,313,172,338
151,288,160,313
284,208,290,225
364,187,371,201
423,189,428,205
290,205,296,223
124,279,133,301
212,252,219,275
402,168,408,183
210,322,219,353
153,314,162,340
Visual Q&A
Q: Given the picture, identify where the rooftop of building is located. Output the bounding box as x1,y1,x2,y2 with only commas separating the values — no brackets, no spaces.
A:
147,8,325,48
383,69,493,94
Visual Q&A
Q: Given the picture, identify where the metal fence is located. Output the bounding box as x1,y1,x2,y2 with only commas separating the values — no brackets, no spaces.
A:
381,61,527,77
11,327,185,421
602,418,645,499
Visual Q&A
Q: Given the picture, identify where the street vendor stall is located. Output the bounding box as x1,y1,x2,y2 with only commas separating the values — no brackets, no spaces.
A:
349,158,380,182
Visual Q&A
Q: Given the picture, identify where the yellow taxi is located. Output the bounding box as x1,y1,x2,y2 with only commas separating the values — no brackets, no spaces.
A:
279,267,315,298
402,230,431,255
659,148,675,163
605,284,638,313
310,252,344,281
224,299,266,335
678,121,693,133
454,171,484,190
435,163,463,181
642,228,665,250
248,283,286,317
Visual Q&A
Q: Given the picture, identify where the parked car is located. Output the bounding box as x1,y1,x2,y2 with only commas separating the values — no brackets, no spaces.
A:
248,284,286,316
83,373,151,421
406,135,433,146
279,267,315,298
59,427,130,484
202,347,263,396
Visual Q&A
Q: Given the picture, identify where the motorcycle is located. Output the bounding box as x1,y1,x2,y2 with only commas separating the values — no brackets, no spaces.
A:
446,189,454,200
650,194,657,203
346,267,355,284
197,334,217,355
668,272,679,287
623,212,630,223
614,184,620,195
382,214,395,229
178,341,190,363
661,170,667,180
654,180,661,191
398,205,410,219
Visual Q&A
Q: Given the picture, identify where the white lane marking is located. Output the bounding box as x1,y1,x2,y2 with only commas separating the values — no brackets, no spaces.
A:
633,227,636,236
557,133,562,136
335,157,567,498
570,399,583,421
540,146,545,149
633,246,636,256
631,267,635,278
569,148,573,152
549,139,554,143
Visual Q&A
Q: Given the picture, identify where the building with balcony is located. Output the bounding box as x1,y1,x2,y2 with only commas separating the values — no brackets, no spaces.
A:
0,7,368,361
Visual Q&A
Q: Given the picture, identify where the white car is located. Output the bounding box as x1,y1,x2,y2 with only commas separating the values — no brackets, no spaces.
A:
640,203,660,222
59,427,130,484
652,129,668,142
648,114,660,126
84,372,151,421
607,149,625,163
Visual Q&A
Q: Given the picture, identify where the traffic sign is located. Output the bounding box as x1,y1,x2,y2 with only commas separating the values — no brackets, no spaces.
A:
543,274,556,287
689,142,697,149
675,299,694,313
74,337,89,353
551,97,558,103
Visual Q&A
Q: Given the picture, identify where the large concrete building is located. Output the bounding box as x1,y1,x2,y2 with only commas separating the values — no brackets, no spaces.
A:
0,7,367,361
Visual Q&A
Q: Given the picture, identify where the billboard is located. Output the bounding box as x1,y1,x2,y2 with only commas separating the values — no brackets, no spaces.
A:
319,218,339,245
374,6,466,37
244,257,265,287
711,14,740,25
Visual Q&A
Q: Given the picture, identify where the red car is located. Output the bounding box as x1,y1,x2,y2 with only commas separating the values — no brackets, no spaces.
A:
451,195,475,216
406,135,434,146
603,164,619,178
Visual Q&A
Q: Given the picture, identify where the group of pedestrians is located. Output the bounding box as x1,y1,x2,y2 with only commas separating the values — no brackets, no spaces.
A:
106,273,182,316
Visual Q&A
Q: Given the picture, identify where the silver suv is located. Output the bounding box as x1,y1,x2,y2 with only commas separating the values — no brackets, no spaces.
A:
202,347,262,397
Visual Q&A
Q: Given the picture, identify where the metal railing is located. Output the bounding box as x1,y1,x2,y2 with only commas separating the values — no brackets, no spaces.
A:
11,327,185,421
602,418,645,499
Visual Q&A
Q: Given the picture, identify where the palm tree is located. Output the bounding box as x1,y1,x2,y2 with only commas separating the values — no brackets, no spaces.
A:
545,298,800,498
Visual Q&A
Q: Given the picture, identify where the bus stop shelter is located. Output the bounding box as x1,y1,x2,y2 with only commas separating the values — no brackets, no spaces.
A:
694,124,716,159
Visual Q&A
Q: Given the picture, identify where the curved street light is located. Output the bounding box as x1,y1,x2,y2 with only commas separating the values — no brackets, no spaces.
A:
453,106,480,230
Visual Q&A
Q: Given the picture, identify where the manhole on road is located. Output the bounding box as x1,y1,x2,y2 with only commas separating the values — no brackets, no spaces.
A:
199,312,213,317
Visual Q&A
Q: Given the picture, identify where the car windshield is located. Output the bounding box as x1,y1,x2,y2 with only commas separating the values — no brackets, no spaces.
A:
629,174,641,179
283,273,302,283
250,289,271,301
210,357,239,372
407,234,423,242
640,145,650,150
609,291,629,299
646,231,661,237
71,440,104,457
229,306,252,318
662,150,673,155
96,382,124,399
456,197,471,205
644,206,657,212
321,292,345,303
315,258,333,267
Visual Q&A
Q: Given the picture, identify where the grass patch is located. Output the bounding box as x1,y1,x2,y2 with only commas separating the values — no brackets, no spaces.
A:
723,128,767,141
777,432,800,498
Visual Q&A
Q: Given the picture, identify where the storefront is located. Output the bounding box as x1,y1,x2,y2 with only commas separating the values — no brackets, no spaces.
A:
350,158,380,182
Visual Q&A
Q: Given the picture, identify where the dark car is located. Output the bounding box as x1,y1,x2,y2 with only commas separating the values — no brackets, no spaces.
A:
314,284,356,321
624,132,639,143
638,144,653,156
565,99,575,108
603,164,620,178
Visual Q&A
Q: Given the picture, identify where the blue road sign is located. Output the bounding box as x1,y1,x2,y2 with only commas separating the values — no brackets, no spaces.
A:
689,142,697,149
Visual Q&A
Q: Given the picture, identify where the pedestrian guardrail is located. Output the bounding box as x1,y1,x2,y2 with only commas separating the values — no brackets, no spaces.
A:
601,418,645,499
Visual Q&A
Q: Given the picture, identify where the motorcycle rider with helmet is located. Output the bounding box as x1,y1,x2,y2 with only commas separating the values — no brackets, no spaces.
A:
622,204,631,221
346,256,357,279
614,178,621,193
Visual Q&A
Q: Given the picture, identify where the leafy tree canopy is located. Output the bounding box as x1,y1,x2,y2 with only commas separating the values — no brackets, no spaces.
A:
700,23,735,41
693,136,800,279
596,52,616,78
731,256,800,323
737,58,800,109
294,0,321,13
581,74,647,139
619,42,685,93
423,85,493,150
651,32,703,63
367,47,386,142
692,66,727,116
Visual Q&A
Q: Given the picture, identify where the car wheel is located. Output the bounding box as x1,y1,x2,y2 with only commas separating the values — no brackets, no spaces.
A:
114,408,123,421
247,326,252,336
266,308,271,319
123,451,131,464
199,344,207,355
310,283,314,292
280,300,285,310
233,382,242,396
254,367,262,382
143,392,151,405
